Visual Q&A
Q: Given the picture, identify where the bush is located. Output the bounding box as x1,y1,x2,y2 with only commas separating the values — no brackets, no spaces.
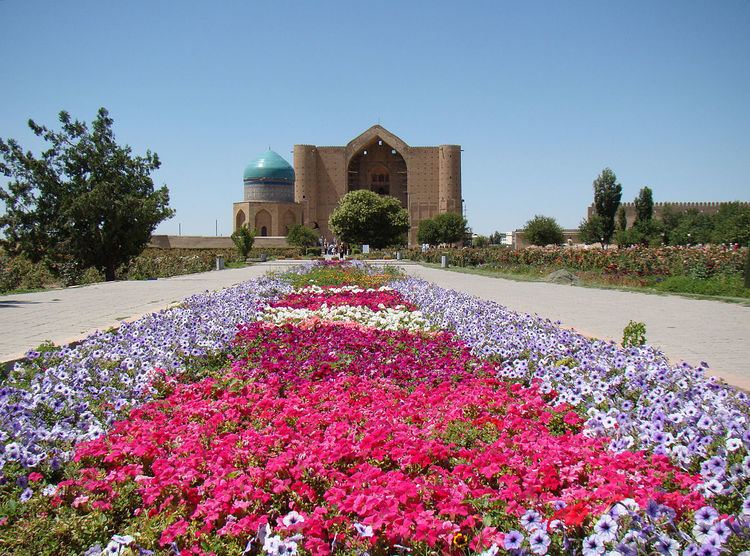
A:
523,215,564,246
231,226,255,259
0,252,57,292
622,321,647,347
305,247,322,257
287,224,319,248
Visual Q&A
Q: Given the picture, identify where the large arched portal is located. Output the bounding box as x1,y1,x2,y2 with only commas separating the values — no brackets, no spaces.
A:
347,137,407,207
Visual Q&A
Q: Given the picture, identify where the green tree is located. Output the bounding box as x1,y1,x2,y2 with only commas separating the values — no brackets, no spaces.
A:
286,223,319,248
591,167,622,245
616,219,663,247
669,209,714,245
417,218,439,246
523,215,564,246
660,204,681,244
711,202,750,245
231,225,255,258
616,205,628,231
431,212,468,245
488,231,505,245
0,108,173,280
472,235,489,248
634,186,654,224
578,214,605,244
328,190,409,248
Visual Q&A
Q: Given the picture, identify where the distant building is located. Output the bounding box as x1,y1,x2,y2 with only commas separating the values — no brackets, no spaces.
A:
233,125,462,246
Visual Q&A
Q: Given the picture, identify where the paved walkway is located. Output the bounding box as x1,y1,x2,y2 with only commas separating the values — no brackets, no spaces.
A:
400,265,750,389
2,261,748,389
0,263,297,363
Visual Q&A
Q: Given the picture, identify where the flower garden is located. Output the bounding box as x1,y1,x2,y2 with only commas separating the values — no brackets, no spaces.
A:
1,262,750,555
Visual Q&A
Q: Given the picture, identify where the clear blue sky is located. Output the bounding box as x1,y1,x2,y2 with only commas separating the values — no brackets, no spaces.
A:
1,0,748,236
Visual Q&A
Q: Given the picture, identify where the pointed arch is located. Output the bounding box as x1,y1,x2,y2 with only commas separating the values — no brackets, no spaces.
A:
282,210,296,234
255,209,272,237
235,209,246,230
345,125,410,160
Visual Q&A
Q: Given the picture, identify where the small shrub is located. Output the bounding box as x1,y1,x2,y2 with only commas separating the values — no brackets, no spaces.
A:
622,321,647,347
231,226,255,259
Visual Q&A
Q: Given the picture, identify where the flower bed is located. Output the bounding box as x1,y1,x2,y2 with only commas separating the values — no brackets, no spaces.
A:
0,276,289,498
1,264,749,555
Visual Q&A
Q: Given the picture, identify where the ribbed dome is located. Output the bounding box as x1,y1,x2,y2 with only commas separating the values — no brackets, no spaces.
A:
243,150,295,182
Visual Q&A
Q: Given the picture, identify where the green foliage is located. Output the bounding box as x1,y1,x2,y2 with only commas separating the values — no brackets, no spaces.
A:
654,274,750,299
622,321,647,347
0,108,174,281
578,214,605,244
0,252,56,292
634,186,654,223
230,225,255,258
488,231,506,245
285,223,319,248
616,205,628,231
666,209,714,245
433,212,469,244
328,190,409,249
711,202,750,245
419,212,468,245
746,248,750,289
417,218,439,245
591,167,623,244
616,219,664,247
472,235,489,248
523,215,564,246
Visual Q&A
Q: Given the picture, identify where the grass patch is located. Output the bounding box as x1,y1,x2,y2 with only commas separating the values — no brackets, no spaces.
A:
652,274,750,298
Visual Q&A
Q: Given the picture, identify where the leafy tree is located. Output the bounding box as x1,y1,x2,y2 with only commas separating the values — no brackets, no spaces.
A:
634,187,654,224
523,215,564,246
417,218,439,245
745,249,750,289
616,219,663,247
286,223,319,248
328,190,409,248
472,235,489,248
668,209,714,245
616,205,628,231
231,225,255,258
431,212,468,245
591,167,622,245
488,231,505,245
711,202,750,245
0,108,173,280
578,214,605,244
660,204,682,245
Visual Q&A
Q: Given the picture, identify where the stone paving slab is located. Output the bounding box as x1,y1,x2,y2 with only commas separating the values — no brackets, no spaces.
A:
0,263,295,363
399,265,750,390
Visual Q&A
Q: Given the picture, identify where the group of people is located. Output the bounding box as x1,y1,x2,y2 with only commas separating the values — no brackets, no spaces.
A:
321,238,348,259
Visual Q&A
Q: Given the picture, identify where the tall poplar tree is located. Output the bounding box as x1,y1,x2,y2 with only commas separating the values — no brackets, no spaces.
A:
592,167,622,245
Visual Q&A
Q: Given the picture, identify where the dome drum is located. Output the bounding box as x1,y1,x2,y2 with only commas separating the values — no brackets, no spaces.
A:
243,181,295,203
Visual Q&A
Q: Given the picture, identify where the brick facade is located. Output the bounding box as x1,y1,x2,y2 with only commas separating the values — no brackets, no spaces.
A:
294,125,462,246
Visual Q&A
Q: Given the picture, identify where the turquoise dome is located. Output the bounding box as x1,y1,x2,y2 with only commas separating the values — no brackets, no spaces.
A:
243,150,295,182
